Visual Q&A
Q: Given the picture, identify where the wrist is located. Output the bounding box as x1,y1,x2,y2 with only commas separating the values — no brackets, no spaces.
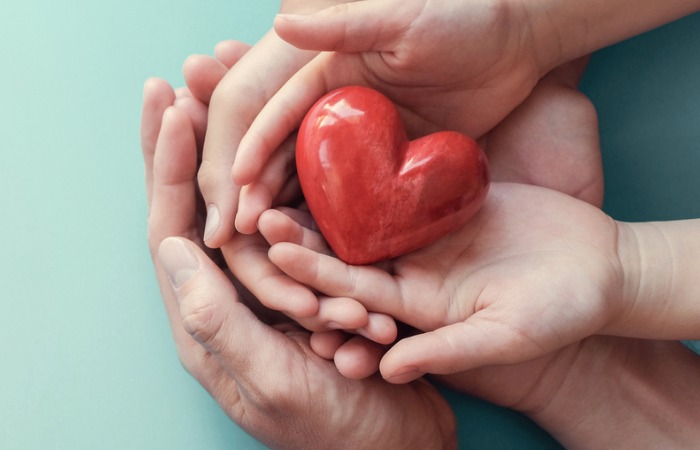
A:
608,219,700,339
519,0,700,75
604,220,646,336
528,338,700,449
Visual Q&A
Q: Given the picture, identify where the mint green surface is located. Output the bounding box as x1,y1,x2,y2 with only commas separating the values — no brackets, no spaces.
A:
1,1,698,448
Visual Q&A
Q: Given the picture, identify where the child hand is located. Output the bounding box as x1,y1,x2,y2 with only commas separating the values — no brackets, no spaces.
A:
230,0,551,231
266,182,625,383
196,0,357,246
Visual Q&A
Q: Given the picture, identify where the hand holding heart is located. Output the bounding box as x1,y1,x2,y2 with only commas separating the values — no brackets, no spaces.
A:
231,0,546,233
265,182,625,383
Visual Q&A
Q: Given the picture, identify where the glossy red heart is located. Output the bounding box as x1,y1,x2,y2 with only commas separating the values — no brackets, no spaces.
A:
296,86,490,265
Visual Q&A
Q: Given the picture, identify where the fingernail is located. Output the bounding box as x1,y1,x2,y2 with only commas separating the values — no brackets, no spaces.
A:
383,367,423,384
275,13,308,23
327,321,347,331
159,238,199,289
203,204,220,241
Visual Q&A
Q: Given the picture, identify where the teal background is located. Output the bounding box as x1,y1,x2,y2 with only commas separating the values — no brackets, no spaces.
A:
1,1,698,448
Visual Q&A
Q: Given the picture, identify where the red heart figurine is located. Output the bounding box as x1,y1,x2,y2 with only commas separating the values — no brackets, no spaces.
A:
296,86,489,265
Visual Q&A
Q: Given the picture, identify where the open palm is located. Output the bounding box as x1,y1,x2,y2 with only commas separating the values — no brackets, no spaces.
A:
269,182,622,382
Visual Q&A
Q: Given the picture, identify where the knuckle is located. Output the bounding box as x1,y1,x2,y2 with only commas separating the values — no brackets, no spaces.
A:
196,159,218,194
180,287,223,348
343,265,360,297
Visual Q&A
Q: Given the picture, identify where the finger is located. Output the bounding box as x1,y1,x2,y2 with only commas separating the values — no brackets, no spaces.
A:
214,40,251,69
310,330,348,359
274,1,412,52
334,335,385,380
141,78,176,210
173,96,208,152
199,30,317,248
268,242,404,316
295,296,396,345
315,295,369,330
356,312,397,346
258,208,329,254
232,52,363,186
380,314,554,384
235,135,297,234
148,109,212,380
158,237,290,391
223,234,319,318
149,107,198,250
223,231,377,334
183,54,229,105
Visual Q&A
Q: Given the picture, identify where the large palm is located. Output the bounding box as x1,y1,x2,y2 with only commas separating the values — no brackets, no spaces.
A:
142,49,456,449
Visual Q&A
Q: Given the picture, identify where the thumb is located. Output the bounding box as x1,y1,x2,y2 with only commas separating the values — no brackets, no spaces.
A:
158,237,286,379
274,1,410,52
379,315,552,384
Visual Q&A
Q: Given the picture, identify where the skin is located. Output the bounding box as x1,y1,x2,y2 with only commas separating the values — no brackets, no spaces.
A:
143,45,700,450
197,0,356,248
229,0,700,233
171,30,604,375
144,2,697,448
142,72,456,449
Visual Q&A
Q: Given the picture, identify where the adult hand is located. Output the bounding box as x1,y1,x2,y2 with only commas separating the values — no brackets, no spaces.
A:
142,76,456,449
179,40,398,342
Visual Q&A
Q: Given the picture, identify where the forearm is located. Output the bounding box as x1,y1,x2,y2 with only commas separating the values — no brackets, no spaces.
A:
524,0,700,73
607,219,700,339
531,338,700,450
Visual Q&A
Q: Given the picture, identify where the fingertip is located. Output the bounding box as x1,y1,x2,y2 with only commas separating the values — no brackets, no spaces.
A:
182,53,206,73
230,159,253,187
320,297,369,331
214,40,251,68
310,330,346,360
263,274,319,318
258,208,307,247
357,312,398,345
288,292,320,319
256,208,278,241
378,338,419,383
235,183,272,235
267,242,295,267
381,367,424,384
234,216,257,235
143,77,171,96
160,105,182,130
231,134,266,187
334,336,383,379
158,237,201,291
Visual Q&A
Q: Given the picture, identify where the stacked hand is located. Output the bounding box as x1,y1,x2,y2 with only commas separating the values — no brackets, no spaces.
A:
141,0,700,447
141,41,456,450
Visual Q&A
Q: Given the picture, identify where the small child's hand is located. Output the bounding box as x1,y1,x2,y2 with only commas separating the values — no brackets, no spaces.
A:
223,206,399,347
231,0,548,231
266,182,624,383
195,0,358,247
